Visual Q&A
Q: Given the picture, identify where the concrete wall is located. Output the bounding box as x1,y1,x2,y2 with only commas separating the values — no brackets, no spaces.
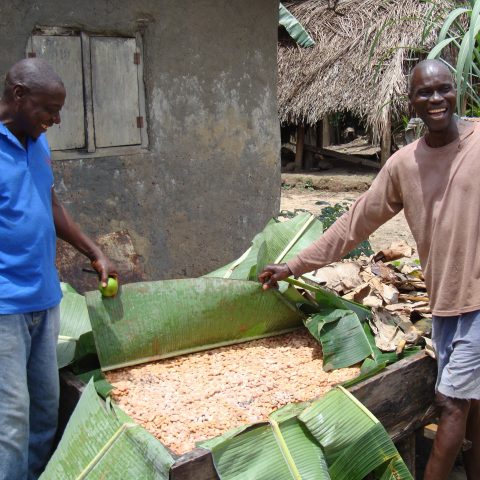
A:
0,1,281,279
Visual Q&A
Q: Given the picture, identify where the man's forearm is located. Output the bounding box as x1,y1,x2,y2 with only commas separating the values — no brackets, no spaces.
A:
52,191,103,261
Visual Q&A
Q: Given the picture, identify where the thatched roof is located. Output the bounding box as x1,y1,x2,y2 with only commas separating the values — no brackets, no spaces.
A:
278,0,453,143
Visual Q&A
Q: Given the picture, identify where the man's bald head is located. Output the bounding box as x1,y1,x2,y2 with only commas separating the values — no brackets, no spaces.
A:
4,58,64,99
409,59,453,98
0,58,66,141
408,58,457,144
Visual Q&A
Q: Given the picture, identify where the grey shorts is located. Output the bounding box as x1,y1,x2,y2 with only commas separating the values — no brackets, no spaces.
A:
432,310,480,400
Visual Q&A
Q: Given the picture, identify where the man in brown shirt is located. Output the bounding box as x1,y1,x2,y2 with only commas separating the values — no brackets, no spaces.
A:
259,59,480,479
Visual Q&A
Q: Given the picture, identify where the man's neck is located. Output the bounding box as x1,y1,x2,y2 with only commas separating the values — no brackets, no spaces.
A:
0,100,27,146
424,120,459,148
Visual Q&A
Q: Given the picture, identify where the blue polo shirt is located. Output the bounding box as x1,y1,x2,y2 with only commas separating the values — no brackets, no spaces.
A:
0,123,62,313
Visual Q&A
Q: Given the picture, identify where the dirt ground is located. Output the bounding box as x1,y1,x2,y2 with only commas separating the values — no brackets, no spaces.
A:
280,169,417,256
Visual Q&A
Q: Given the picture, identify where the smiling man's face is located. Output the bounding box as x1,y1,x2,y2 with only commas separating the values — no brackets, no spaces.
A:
409,62,456,134
15,82,65,140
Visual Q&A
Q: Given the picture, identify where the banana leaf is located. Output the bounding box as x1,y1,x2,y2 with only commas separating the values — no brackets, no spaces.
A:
279,3,315,48
255,213,324,278
41,380,173,479
360,323,422,373
201,402,329,480
285,277,371,322
86,278,303,370
305,309,374,371
205,213,323,281
299,387,412,479
76,369,114,398
204,219,277,280
377,457,414,480
427,3,480,114
57,283,91,368
202,388,411,480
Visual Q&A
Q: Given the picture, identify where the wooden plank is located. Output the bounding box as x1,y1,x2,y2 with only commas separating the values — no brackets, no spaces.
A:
349,352,437,441
305,144,381,169
295,125,305,170
51,144,148,161
31,35,85,150
423,423,437,441
90,37,141,148
56,371,86,445
170,449,218,480
395,434,416,478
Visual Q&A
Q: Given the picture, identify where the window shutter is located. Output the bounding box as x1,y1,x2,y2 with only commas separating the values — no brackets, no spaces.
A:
31,35,86,150
90,37,141,148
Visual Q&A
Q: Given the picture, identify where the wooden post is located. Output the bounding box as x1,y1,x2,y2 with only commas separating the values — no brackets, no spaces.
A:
295,125,305,171
380,110,392,167
396,434,417,478
316,120,323,149
322,116,331,147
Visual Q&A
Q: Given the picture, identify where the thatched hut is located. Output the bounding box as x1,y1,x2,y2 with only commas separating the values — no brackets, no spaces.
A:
278,0,452,166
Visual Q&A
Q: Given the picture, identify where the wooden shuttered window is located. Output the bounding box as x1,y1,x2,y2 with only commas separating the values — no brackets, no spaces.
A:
28,32,147,154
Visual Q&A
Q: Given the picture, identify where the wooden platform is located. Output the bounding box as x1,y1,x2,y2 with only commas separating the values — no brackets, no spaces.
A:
59,351,437,479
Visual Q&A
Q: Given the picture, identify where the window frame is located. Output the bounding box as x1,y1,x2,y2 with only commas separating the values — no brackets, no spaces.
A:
27,26,149,160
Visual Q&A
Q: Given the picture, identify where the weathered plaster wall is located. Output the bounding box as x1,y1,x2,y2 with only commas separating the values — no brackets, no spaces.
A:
0,1,280,279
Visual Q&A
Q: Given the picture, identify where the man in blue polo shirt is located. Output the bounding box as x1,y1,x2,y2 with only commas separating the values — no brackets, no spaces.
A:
0,58,117,479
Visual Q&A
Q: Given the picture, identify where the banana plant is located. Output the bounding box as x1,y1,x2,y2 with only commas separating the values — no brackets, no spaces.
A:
426,0,480,115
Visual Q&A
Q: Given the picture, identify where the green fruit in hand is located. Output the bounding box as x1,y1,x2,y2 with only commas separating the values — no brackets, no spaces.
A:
99,277,119,297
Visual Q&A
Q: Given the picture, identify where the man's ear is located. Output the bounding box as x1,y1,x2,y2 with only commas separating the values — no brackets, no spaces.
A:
12,84,28,103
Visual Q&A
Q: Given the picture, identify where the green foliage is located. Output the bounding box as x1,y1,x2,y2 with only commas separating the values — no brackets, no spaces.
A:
318,203,374,258
426,0,480,115
57,283,92,369
303,179,315,190
86,278,303,370
278,208,309,219
279,3,316,48
203,388,413,480
41,380,174,479
305,309,374,371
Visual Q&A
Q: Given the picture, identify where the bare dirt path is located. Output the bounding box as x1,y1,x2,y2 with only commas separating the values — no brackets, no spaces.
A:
280,172,417,255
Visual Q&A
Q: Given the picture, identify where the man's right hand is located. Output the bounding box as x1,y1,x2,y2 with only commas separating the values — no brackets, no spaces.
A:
258,263,292,290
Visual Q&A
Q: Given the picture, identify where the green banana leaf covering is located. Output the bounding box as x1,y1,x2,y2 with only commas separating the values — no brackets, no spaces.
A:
279,3,316,48
299,387,413,480
57,283,92,368
40,380,174,479
86,278,303,371
201,387,412,480
205,213,324,280
359,323,422,374
285,277,371,322
200,402,330,480
76,369,114,398
305,309,374,372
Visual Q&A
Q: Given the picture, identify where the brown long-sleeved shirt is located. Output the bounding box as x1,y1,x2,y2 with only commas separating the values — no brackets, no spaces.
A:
287,121,480,316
